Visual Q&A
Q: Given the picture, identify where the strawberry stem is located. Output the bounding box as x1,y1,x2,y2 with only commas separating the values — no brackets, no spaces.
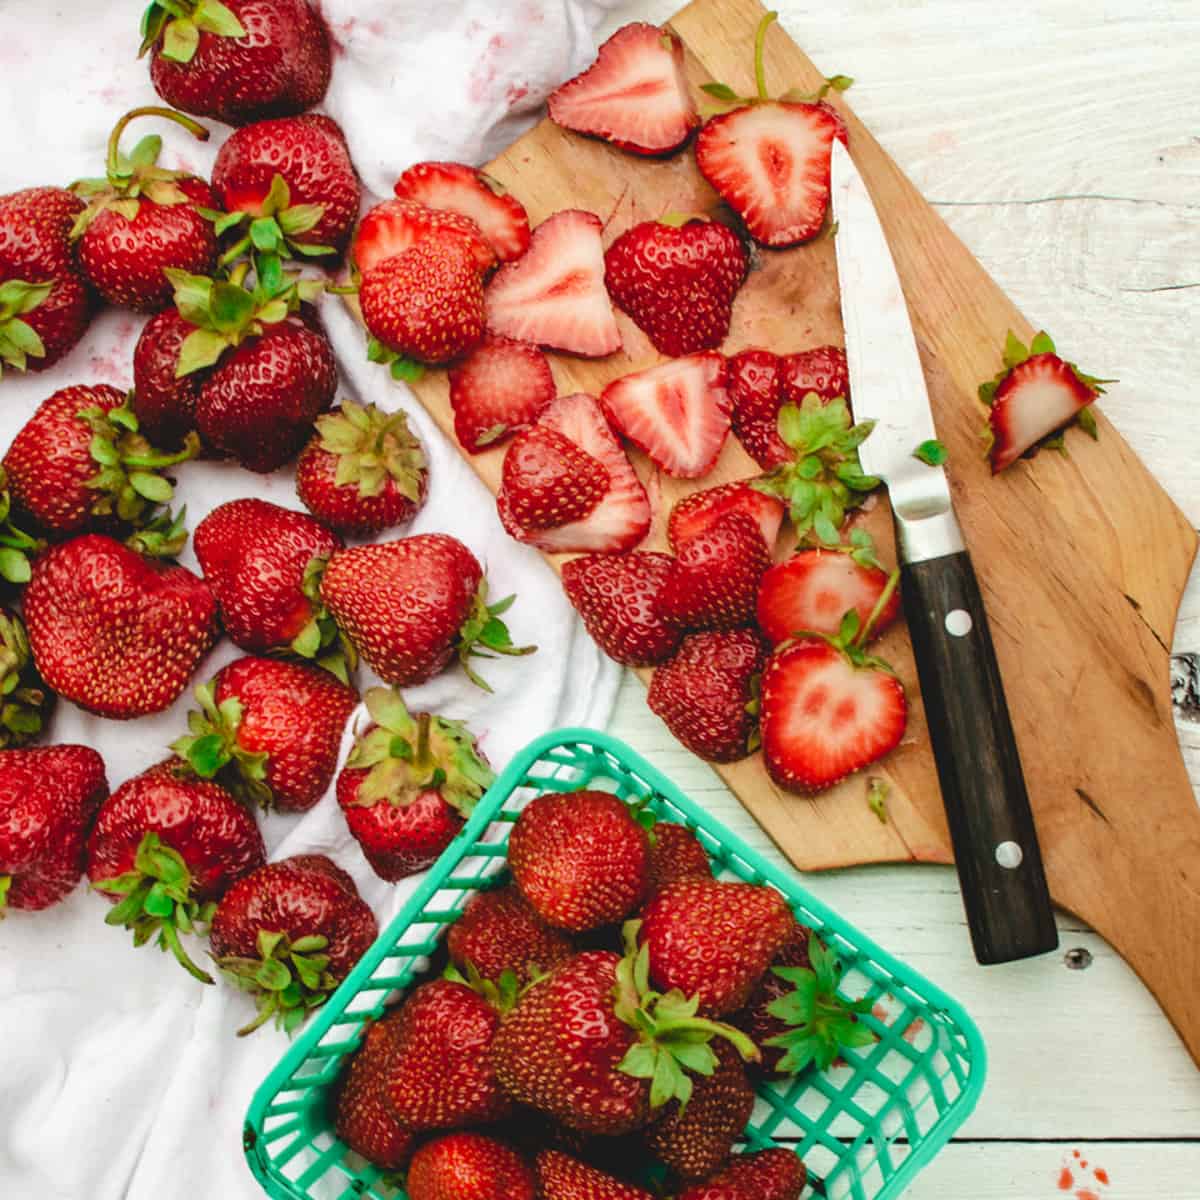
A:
854,568,900,649
753,11,778,102
106,106,210,181
414,711,432,771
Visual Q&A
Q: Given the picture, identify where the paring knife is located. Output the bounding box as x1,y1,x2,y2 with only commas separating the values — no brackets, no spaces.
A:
829,138,1058,965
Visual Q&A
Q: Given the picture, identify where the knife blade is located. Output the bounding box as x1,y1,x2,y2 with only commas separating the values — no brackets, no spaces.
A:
829,138,1058,965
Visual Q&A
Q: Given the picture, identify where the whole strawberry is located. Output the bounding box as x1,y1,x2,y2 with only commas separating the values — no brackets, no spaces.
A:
384,976,515,1130
319,534,533,690
173,656,358,813
210,854,377,1035
24,535,218,719
447,884,574,985
193,498,344,667
87,760,265,980
140,0,332,126
639,879,798,1015
295,401,429,537
0,609,56,749
212,114,360,260
71,108,217,311
132,308,208,449
3,384,197,540
0,187,94,375
336,688,493,880
407,1133,536,1200
0,745,107,912
677,1148,807,1200
535,1149,654,1200
644,821,713,895
604,217,746,356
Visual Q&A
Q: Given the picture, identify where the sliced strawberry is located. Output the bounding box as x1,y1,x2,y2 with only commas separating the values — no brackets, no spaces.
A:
696,102,844,247
600,352,730,478
760,636,907,792
782,345,849,406
728,348,788,469
657,512,771,631
498,393,650,554
393,162,531,263
757,549,899,645
548,23,699,156
668,482,784,555
448,336,555,453
352,198,495,277
499,427,609,531
561,551,681,667
485,210,620,358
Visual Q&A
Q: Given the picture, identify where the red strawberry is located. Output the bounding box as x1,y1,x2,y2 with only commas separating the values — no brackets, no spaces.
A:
3,383,196,539
448,336,555,454
407,1133,535,1200
447,884,574,985
0,609,56,748
644,821,713,895
604,218,746,356
647,629,765,763
336,688,493,880
535,1149,654,1200
561,551,681,667
385,977,515,1130
508,790,649,932
982,331,1105,472
193,498,343,663
657,513,770,631
87,760,265,981
547,23,699,156
668,481,784,554
394,162,531,263
209,854,377,1034
172,656,357,813
352,198,496,278
361,238,487,365
330,1011,416,1170
759,620,908,792
757,546,899,645
783,344,849,405
677,1148,807,1200
295,401,429,537
140,0,331,126
0,187,94,375
319,534,532,690
132,308,207,449
498,392,650,554
24,535,218,719
71,109,217,312
639,878,797,1015
499,426,609,531
486,210,620,357
0,746,107,913
600,352,730,478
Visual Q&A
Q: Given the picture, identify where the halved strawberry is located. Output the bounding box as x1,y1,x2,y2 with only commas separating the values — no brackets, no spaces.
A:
728,348,788,469
448,336,555,453
497,393,650,554
783,345,849,406
499,427,609,531
394,162,531,262
981,331,1104,473
548,23,699,156
668,482,784,554
485,210,621,358
600,352,730,478
352,198,495,277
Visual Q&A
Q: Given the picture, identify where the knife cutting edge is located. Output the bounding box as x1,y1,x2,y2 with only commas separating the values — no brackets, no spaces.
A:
829,138,1058,964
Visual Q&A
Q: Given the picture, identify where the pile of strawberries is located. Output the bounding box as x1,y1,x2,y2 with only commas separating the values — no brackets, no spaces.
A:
330,787,872,1198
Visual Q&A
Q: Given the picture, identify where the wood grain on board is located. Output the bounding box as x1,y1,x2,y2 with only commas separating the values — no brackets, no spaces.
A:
389,0,1200,1062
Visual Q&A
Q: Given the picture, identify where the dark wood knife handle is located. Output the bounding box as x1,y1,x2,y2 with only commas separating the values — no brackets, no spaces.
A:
901,549,1059,964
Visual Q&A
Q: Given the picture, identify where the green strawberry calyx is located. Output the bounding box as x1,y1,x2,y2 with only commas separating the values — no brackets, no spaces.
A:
444,962,525,1014
216,927,338,1037
0,466,44,585
783,584,901,677
0,280,54,377
457,586,536,693
613,920,760,1111
292,554,356,683
750,393,880,546
92,831,216,984
312,401,428,503
171,679,273,809
139,0,247,63
207,173,332,271
70,107,212,237
0,609,52,749
125,505,191,561
765,933,877,1073
366,335,427,385
343,687,494,817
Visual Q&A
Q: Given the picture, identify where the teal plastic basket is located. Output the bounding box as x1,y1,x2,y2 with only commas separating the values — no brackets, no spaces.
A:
245,729,985,1200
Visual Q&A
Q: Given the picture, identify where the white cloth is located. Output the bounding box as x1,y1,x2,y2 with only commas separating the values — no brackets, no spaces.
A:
0,2,626,1196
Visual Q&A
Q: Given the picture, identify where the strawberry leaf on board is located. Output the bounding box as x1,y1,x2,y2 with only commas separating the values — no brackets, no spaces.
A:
913,439,948,467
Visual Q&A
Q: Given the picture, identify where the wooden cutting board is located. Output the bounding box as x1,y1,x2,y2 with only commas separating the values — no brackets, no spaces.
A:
392,0,1200,1064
